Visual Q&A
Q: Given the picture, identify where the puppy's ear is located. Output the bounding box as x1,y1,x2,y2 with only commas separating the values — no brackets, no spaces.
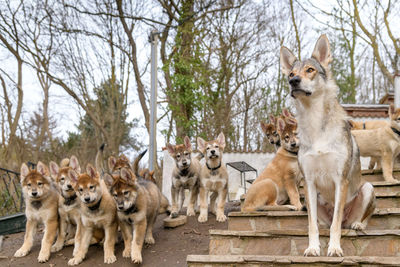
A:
282,108,293,118
277,118,286,135
120,154,129,162
120,168,135,184
68,169,79,185
311,34,332,68
86,164,98,180
280,46,297,76
37,161,49,177
269,114,276,125
60,158,70,168
184,136,192,151
108,156,117,171
20,163,30,183
166,143,175,155
285,117,297,126
49,161,59,181
217,132,226,150
197,137,206,152
69,155,81,173
103,173,114,188
260,122,268,134
348,120,356,129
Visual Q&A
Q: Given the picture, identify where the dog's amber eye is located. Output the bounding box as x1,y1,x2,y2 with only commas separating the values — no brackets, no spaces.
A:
215,145,219,148
306,67,314,73
176,154,180,158
289,72,294,77
123,191,129,196
38,182,43,186
184,152,188,156
79,188,83,192
60,177,64,181
89,185,94,190
285,135,289,141
27,183,31,187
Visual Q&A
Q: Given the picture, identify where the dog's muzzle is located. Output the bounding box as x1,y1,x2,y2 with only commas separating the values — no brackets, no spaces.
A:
290,88,312,99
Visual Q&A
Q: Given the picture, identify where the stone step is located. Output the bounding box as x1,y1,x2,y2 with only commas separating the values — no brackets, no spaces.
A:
361,169,400,182
187,255,400,266
209,229,400,257
228,208,400,232
299,181,400,195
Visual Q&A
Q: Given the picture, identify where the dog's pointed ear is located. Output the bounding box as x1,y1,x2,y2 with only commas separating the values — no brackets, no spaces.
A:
120,154,129,162
197,137,206,152
280,46,297,76
389,104,394,119
69,155,81,173
60,158,70,168
282,108,293,118
86,164,98,180
68,169,79,185
103,173,114,188
260,122,268,133
285,117,297,126
184,136,192,151
166,143,175,155
348,120,356,129
311,34,332,68
20,163,30,183
277,118,286,135
49,161,59,181
217,132,226,150
108,156,117,171
120,168,135,184
37,161,49,177
269,114,276,125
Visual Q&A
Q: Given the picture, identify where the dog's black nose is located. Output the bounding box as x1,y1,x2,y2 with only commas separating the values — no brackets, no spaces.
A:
210,150,216,155
182,161,187,166
84,197,90,202
67,184,72,189
118,205,124,210
32,192,38,196
291,142,296,147
289,76,301,87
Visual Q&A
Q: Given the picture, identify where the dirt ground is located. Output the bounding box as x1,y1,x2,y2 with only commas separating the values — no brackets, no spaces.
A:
0,203,239,267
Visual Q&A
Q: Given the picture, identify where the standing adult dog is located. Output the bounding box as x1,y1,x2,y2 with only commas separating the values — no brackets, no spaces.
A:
280,35,375,256
197,132,228,223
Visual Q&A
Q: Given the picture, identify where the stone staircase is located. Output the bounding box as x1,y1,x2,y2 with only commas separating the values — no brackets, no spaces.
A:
187,170,400,266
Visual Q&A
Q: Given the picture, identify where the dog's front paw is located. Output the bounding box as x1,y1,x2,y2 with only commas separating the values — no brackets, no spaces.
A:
68,257,83,266
216,213,227,222
351,221,366,231
145,236,155,245
327,245,343,257
131,250,142,264
14,248,29,258
304,246,320,257
37,251,50,263
51,242,64,253
104,254,116,264
122,247,131,258
186,208,196,216
198,213,208,223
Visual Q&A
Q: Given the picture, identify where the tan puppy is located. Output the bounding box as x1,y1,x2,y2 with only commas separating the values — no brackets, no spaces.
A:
197,132,229,223
14,162,58,263
349,119,390,169
352,107,400,182
67,164,118,265
49,156,103,255
104,167,161,264
260,114,280,151
242,117,302,212
281,34,375,256
167,136,201,218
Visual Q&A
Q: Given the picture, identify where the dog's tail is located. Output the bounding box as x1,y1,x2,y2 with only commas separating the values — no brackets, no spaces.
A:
133,149,147,178
95,143,106,178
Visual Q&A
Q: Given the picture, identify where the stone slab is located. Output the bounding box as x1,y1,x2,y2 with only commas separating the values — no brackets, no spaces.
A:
187,255,400,266
209,229,400,257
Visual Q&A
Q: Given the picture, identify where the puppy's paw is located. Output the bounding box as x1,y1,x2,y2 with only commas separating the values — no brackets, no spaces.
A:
37,251,50,263
186,208,196,216
122,247,131,258
351,222,366,231
198,214,208,223
304,246,320,257
145,236,155,245
131,250,142,264
327,245,343,257
51,243,64,253
65,238,75,246
14,248,29,258
104,254,117,264
68,257,83,266
216,213,227,222
170,212,179,218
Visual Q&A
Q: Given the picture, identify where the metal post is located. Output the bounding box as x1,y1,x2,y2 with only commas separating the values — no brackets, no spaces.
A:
149,31,159,171
395,73,400,109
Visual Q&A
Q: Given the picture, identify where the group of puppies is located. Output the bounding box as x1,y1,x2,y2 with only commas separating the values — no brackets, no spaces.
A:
14,148,169,265
166,133,229,223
